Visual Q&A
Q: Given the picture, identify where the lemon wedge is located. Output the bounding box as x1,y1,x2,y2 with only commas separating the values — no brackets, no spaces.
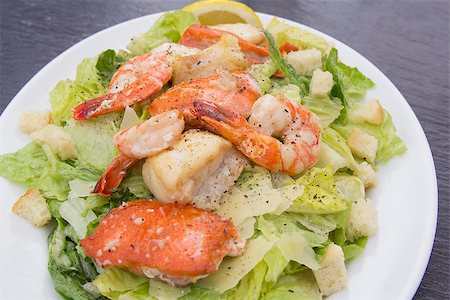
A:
183,0,263,28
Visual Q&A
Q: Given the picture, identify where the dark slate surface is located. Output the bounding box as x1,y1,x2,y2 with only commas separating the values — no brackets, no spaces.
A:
0,0,449,299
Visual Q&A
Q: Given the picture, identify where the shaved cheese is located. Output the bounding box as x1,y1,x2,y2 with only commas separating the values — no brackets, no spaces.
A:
197,236,273,293
274,183,304,215
277,233,320,270
119,106,141,131
216,187,283,226
148,279,191,300
237,217,256,240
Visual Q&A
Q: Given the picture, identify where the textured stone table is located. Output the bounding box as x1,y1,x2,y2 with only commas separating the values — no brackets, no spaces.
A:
1,0,448,299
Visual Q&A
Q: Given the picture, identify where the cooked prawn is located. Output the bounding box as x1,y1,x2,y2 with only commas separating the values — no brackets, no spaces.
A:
93,110,185,195
71,44,199,120
192,94,321,175
149,71,261,124
179,24,269,65
80,200,245,286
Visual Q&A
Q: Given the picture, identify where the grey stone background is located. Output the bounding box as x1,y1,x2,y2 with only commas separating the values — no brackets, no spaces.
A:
0,0,448,299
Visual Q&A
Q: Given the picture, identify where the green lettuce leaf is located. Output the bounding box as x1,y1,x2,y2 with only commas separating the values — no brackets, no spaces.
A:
96,49,132,85
342,236,368,261
301,95,343,128
338,62,375,105
127,10,199,56
93,267,148,300
288,166,348,214
265,30,309,95
248,59,277,93
262,271,321,300
50,57,108,126
65,114,121,172
269,84,302,104
322,127,359,170
0,142,99,201
324,48,348,122
332,111,407,163
266,17,331,55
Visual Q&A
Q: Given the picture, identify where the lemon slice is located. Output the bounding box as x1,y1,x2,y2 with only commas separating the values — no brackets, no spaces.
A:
183,0,263,28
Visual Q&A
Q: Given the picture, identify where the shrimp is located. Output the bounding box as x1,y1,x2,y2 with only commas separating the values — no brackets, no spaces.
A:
93,110,185,196
179,24,269,65
149,71,261,124
192,94,321,175
71,44,199,120
80,200,245,286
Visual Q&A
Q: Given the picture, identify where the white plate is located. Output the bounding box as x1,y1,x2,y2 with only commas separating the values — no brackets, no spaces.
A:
0,12,437,300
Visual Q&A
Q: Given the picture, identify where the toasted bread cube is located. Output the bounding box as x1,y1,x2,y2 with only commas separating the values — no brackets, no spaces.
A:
347,128,378,163
12,189,51,227
355,162,377,188
313,243,347,296
346,198,378,242
19,110,51,134
349,99,384,125
310,70,333,97
286,48,322,76
30,124,77,160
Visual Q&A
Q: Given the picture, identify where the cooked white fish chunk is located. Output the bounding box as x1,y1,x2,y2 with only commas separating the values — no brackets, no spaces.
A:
142,129,246,209
211,23,267,45
172,34,248,84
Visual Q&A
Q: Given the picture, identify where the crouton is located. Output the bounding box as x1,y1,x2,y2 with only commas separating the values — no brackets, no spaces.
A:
285,48,322,76
347,128,378,163
310,70,334,97
30,124,77,160
12,189,51,227
355,162,377,188
19,110,51,134
346,198,378,242
349,99,384,125
313,243,347,296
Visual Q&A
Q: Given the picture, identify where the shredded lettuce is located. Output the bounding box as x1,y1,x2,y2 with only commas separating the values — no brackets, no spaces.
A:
266,17,331,55
127,10,199,56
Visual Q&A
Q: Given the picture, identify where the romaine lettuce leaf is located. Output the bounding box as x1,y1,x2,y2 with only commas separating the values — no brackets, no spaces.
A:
332,111,407,163
96,49,132,85
262,271,321,300
322,127,359,170
127,10,199,56
338,62,375,105
265,30,309,95
50,57,108,126
64,114,121,172
0,142,99,201
269,84,302,104
301,95,343,128
93,267,148,300
288,166,348,214
248,59,277,93
266,17,331,55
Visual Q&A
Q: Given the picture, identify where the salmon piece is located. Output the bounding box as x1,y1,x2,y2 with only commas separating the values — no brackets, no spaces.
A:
179,24,269,65
149,71,261,124
80,200,245,286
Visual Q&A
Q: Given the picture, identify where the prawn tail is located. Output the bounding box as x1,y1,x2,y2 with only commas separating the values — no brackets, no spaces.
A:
93,154,138,196
72,94,118,120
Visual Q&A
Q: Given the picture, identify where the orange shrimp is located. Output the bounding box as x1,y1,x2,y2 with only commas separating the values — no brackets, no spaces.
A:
192,94,321,175
80,200,245,286
72,52,171,120
179,24,269,65
93,110,185,196
149,71,261,124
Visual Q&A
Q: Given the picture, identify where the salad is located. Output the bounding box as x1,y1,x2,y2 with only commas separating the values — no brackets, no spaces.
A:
0,1,407,299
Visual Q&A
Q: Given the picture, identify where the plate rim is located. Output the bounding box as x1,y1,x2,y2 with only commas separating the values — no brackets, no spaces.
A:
0,10,438,300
